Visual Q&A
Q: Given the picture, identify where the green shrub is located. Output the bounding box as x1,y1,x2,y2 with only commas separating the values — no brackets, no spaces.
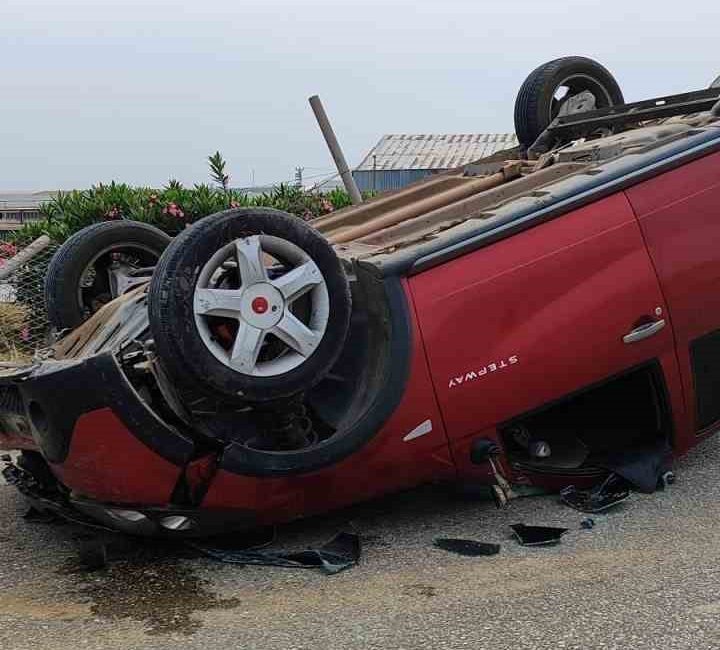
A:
13,152,359,245
13,181,353,245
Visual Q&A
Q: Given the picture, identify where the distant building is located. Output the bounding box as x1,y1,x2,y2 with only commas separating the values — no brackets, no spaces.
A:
353,133,518,193
0,191,55,223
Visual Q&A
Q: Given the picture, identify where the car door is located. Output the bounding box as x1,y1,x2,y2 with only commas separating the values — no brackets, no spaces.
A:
408,191,684,451
625,149,720,441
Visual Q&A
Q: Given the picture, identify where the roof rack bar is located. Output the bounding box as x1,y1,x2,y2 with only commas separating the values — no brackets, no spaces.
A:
529,87,720,156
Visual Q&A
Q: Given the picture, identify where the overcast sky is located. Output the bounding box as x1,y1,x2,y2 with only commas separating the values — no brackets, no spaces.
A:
1,0,718,190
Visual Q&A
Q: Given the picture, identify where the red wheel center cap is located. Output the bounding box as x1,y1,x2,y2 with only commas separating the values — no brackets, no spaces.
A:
251,296,269,314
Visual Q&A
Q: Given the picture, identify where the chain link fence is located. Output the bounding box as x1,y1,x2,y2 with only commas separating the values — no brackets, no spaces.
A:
0,238,59,361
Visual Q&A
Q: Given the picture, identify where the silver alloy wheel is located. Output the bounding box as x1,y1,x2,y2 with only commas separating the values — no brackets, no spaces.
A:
193,234,330,377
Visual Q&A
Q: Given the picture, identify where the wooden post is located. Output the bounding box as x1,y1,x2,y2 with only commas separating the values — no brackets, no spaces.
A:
308,95,363,205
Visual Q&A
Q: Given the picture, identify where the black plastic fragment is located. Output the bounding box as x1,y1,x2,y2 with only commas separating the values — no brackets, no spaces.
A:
596,441,672,494
560,473,630,513
580,518,595,530
434,538,500,557
188,531,361,575
511,524,568,546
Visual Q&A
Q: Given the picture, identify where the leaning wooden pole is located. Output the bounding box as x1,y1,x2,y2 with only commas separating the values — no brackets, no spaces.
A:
308,95,363,205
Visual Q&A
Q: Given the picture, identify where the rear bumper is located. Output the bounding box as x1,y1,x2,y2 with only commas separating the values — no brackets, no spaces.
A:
2,456,255,537
15,353,195,505
71,498,256,537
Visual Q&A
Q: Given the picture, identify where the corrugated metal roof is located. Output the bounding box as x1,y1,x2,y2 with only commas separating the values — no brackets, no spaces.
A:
355,133,519,172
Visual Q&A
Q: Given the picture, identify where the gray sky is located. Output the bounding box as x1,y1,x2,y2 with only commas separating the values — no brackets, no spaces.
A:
1,0,718,190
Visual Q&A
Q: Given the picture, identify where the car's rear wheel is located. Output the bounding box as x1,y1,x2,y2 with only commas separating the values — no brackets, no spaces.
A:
514,56,625,147
45,220,170,331
148,208,352,404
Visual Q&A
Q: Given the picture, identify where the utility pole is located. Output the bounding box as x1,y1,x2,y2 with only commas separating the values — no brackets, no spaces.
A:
294,166,304,188
308,95,363,205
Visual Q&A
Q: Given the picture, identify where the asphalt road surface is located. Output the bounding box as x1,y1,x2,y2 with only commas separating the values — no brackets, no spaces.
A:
3,436,720,650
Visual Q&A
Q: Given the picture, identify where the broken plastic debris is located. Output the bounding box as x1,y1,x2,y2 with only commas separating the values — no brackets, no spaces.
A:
188,531,361,575
560,473,630,513
595,441,672,494
510,524,568,546
433,538,500,557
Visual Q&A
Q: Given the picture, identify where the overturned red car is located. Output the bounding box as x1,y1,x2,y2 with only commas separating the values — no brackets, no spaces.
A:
2,56,720,536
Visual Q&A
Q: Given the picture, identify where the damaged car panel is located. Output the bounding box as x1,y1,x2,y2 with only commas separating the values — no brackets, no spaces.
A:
1,56,720,536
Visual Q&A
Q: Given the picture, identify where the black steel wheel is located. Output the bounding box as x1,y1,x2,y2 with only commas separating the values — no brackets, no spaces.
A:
45,220,170,331
514,56,624,147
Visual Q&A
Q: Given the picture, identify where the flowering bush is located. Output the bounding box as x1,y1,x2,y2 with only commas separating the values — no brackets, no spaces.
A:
13,181,357,245
11,152,367,245
0,243,18,261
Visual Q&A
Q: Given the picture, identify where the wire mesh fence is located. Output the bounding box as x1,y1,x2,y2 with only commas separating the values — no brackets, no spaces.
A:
0,239,59,361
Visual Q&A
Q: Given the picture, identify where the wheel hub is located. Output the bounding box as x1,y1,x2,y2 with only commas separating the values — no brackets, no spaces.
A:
251,296,268,314
192,234,330,377
239,283,284,329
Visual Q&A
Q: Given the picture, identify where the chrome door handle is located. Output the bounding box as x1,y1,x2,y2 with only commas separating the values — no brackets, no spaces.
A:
623,319,666,344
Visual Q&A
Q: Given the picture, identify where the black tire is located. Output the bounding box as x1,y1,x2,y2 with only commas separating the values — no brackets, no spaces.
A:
148,208,352,404
45,220,171,331
514,56,624,147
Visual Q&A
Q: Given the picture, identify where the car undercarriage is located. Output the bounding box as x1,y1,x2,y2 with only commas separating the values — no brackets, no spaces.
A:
2,56,720,537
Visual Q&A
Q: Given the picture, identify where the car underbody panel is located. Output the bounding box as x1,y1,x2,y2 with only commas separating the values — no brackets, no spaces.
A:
1,71,719,536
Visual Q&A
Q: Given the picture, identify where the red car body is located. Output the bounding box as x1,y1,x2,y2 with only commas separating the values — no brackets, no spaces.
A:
3,118,720,536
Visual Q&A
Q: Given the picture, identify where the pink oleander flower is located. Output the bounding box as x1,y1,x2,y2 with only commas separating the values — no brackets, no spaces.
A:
104,206,121,220
320,199,334,213
162,202,185,219
0,242,17,258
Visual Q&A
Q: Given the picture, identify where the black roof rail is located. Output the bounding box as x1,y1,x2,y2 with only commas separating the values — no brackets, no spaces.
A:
530,87,720,156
